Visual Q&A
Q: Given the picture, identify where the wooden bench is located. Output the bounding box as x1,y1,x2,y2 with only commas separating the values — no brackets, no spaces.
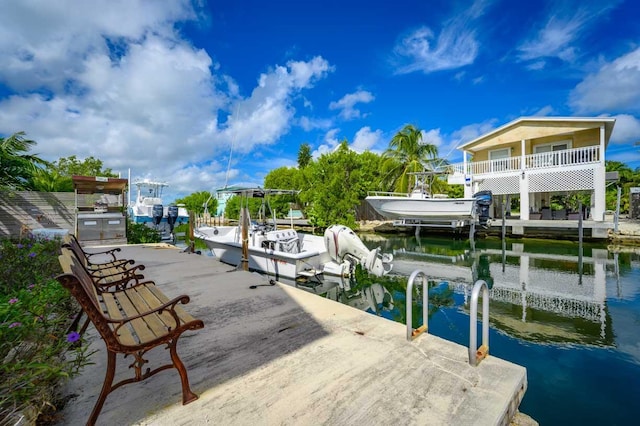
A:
62,233,134,271
57,253,204,425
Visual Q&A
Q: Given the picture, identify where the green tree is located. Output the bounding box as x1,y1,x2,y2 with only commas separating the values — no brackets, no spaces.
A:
0,132,49,190
54,155,117,178
606,161,637,213
30,155,118,192
264,167,303,217
28,167,74,192
175,191,217,215
224,195,264,220
297,143,312,168
299,140,375,228
264,167,303,190
381,124,440,193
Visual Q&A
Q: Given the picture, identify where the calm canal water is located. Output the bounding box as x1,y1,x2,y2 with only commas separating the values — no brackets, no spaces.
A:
294,234,640,425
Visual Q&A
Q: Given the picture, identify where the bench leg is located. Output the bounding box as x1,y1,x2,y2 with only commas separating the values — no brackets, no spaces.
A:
169,339,198,404
89,350,117,425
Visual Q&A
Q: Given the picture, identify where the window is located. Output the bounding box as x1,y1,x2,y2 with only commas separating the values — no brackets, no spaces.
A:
489,148,510,172
533,140,572,167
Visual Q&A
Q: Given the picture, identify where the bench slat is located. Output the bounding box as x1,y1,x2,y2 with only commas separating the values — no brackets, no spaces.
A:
147,285,197,324
123,287,169,341
115,291,158,344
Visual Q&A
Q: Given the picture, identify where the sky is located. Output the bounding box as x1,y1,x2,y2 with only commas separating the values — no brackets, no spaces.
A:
1,0,640,202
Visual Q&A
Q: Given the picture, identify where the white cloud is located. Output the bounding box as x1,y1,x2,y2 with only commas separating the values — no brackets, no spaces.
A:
516,2,619,68
533,105,556,116
352,127,384,152
221,57,333,154
312,128,341,157
391,0,491,74
0,2,333,200
329,90,375,120
609,114,640,145
569,48,640,114
299,116,333,131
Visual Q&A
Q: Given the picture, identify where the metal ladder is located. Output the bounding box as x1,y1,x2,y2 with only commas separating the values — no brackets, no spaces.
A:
405,271,490,366
405,270,429,341
469,279,490,366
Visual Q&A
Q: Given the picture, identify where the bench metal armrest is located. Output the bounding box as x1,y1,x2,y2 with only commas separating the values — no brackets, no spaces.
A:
90,264,146,281
85,247,122,261
96,278,156,293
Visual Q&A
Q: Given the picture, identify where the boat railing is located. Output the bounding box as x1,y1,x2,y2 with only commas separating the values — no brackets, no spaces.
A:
368,191,410,197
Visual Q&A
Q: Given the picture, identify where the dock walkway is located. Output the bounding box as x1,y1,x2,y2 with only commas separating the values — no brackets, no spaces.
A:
57,245,527,425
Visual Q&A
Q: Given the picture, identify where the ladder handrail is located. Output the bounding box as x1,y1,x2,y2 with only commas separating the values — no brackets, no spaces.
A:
469,279,490,366
406,269,429,341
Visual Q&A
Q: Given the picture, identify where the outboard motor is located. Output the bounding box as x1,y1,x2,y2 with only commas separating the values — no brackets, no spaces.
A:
324,225,393,277
167,205,179,233
473,191,492,227
152,204,164,226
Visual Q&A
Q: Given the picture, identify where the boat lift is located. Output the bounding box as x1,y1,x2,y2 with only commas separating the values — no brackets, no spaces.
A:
390,190,492,241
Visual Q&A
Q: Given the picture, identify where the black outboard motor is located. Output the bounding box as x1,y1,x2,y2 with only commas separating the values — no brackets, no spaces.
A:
473,191,493,227
152,204,164,226
167,205,179,233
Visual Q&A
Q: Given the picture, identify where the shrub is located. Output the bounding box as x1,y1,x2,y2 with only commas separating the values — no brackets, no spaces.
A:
127,221,161,244
0,235,92,423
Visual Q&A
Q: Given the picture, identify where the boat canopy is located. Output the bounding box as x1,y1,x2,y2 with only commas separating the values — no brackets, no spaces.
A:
216,187,300,198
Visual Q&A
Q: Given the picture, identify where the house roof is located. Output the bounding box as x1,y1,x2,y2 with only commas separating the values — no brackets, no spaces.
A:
457,116,616,153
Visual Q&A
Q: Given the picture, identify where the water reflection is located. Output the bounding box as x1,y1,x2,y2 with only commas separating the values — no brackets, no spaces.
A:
359,235,619,347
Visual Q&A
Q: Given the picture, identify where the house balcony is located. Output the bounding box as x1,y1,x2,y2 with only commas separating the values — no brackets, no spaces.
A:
449,146,601,177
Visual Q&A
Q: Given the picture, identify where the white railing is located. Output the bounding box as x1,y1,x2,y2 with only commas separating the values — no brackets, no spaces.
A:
524,145,599,169
451,146,601,176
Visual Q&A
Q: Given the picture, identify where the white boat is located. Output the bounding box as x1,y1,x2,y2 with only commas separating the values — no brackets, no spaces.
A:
129,179,189,238
365,172,492,224
195,188,393,281
366,192,478,220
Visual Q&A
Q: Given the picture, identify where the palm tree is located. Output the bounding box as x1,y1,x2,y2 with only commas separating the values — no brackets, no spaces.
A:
0,132,49,190
29,167,74,192
381,124,441,193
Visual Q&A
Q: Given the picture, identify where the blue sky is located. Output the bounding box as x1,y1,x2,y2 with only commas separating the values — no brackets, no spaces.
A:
1,0,640,202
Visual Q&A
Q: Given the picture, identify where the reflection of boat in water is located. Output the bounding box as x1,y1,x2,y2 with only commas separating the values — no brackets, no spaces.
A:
195,188,393,280
343,283,395,317
129,179,189,239
365,172,492,226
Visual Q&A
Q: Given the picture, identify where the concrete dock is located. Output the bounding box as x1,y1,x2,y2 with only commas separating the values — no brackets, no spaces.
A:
56,244,527,425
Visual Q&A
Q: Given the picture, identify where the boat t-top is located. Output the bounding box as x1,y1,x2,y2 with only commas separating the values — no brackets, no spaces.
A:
129,178,189,238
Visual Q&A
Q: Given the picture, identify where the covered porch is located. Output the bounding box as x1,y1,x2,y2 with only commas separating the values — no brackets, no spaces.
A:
448,117,616,222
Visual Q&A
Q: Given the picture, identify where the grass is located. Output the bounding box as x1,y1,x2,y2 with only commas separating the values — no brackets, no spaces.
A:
0,235,93,424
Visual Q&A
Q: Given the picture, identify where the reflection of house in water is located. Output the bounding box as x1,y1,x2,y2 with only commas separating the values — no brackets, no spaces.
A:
393,243,616,347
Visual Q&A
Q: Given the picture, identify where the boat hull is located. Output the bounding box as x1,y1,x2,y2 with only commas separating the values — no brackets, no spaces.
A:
195,226,331,280
365,196,476,220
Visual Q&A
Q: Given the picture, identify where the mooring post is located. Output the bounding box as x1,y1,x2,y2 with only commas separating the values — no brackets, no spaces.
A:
189,211,195,253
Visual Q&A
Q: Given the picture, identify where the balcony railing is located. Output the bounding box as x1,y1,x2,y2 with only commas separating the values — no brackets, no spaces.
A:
451,146,600,176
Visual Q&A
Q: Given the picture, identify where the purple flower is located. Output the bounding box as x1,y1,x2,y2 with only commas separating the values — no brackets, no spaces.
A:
16,243,23,249
66,331,81,343
9,322,21,328
8,298,18,304
28,252,36,258
28,284,35,289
